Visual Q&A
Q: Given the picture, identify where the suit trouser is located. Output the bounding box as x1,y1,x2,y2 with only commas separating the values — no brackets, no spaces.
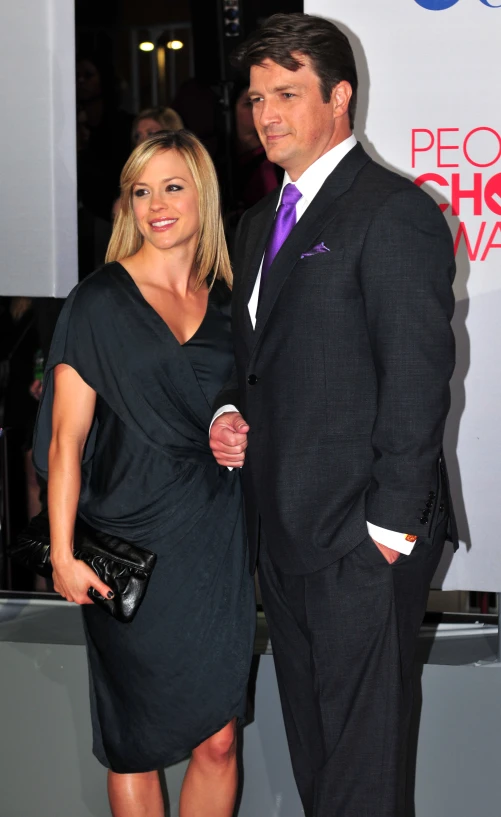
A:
258,527,445,817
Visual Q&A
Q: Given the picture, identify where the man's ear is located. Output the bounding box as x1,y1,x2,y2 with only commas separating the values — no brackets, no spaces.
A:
331,81,352,119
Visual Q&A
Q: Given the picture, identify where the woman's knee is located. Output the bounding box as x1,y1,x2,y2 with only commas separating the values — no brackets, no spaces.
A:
192,722,237,767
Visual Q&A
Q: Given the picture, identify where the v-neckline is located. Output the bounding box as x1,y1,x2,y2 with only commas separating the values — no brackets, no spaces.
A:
114,261,210,347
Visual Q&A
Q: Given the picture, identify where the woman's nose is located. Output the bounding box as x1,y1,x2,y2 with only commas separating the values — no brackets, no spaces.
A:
150,194,167,210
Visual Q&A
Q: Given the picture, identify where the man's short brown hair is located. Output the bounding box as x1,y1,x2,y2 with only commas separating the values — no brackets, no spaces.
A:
232,13,358,130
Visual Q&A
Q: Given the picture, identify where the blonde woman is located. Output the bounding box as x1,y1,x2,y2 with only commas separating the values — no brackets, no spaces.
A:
132,106,184,145
33,131,255,817
111,109,184,219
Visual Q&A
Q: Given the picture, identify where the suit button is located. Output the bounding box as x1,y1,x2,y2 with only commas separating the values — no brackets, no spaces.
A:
439,503,445,512
248,374,258,386
429,491,436,499
426,500,433,508
420,517,427,524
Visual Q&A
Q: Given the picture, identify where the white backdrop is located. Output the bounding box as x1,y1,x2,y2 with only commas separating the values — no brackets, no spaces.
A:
0,0,78,297
305,0,501,590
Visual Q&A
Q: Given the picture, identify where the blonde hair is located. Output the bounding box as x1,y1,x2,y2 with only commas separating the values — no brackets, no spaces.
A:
10,297,32,322
106,130,232,290
132,107,184,141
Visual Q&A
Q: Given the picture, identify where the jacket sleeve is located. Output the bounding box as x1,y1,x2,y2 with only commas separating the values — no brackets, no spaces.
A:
212,212,249,415
360,185,456,537
212,362,240,415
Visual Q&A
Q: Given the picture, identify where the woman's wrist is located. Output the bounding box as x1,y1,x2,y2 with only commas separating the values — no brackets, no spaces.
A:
51,548,75,569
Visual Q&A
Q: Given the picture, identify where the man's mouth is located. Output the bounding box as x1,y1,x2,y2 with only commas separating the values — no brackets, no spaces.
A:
265,133,289,142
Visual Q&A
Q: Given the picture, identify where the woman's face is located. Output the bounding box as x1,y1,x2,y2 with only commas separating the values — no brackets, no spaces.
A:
133,118,164,146
235,88,257,142
132,150,200,254
76,60,101,102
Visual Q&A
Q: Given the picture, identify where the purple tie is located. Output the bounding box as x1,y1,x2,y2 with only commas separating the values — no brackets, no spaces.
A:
260,183,302,297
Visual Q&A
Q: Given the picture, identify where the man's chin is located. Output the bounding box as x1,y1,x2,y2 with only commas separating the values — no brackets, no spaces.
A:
264,142,290,166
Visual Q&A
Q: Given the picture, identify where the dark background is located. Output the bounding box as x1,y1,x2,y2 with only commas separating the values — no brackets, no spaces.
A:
76,0,303,107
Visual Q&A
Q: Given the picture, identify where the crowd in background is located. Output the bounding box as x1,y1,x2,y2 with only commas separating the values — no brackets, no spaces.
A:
0,51,280,592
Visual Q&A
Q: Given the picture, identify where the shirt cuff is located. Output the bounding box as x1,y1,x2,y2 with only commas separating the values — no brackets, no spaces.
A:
210,405,239,471
210,404,239,433
366,522,417,555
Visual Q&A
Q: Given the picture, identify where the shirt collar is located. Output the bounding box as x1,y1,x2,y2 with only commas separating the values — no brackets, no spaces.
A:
279,134,357,208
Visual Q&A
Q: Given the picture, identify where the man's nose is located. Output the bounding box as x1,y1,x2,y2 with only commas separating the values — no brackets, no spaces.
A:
256,99,281,127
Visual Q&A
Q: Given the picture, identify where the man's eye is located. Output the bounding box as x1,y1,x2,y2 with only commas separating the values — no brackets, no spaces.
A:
283,93,295,99
250,97,262,105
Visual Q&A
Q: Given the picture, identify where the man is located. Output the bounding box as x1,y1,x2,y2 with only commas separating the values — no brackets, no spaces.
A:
210,13,457,817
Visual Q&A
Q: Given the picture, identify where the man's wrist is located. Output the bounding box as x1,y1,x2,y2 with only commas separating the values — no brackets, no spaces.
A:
366,522,417,555
210,404,239,434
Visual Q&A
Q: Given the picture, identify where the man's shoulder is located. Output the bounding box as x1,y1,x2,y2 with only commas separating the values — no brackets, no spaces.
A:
357,154,435,212
240,187,280,228
359,156,417,196
355,156,451,243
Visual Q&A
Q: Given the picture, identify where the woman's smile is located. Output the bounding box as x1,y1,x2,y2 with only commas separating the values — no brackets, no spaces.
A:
132,149,200,251
149,217,178,232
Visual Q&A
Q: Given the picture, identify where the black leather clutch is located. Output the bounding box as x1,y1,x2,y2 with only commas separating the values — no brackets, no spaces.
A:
9,511,157,623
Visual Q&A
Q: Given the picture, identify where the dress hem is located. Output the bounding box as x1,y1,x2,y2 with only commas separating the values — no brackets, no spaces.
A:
93,711,247,774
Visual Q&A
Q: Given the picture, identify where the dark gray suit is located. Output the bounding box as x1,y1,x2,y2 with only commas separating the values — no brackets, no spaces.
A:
215,143,457,816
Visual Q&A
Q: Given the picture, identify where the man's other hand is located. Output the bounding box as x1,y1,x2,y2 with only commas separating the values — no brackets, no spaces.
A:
373,540,401,564
209,412,249,468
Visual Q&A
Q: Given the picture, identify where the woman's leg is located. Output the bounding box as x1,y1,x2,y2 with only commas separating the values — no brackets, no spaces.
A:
108,770,164,817
179,719,238,817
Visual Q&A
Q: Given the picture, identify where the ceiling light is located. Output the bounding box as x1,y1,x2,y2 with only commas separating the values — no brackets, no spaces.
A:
139,42,155,52
167,40,184,50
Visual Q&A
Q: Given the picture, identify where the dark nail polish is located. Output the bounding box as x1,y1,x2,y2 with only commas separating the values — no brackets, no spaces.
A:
107,591,114,599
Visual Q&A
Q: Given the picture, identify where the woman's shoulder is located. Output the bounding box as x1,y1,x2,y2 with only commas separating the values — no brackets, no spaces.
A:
67,263,122,314
210,277,232,308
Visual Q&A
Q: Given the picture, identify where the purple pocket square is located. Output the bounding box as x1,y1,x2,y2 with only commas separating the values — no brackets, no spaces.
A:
301,242,331,259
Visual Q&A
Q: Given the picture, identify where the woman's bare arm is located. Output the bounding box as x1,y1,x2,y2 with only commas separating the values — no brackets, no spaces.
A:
49,363,113,604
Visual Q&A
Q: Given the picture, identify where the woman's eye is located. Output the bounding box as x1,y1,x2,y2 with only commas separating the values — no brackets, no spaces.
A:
133,188,148,198
167,184,182,192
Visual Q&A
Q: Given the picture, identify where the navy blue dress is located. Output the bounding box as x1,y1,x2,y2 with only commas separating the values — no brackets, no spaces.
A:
33,263,255,773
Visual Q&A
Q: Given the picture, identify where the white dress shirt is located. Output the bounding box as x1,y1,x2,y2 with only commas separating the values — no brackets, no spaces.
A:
214,135,416,556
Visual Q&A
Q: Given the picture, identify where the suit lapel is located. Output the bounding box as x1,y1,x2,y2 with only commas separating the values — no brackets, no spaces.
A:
235,188,280,352
250,144,371,357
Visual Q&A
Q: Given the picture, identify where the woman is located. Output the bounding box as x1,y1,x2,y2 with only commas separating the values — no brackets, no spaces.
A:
131,106,184,146
233,83,280,211
111,108,185,220
224,83,281,254
33,131,255,817
76,52,133,223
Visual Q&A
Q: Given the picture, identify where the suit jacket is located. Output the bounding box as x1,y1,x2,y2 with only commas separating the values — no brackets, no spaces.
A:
215,143,458,574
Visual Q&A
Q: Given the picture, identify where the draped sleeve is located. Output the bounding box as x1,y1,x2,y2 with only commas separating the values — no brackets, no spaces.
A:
32,278,105,479
33,265,218,483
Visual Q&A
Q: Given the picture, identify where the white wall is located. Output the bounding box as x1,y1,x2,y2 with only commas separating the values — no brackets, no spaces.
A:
0,0,78,297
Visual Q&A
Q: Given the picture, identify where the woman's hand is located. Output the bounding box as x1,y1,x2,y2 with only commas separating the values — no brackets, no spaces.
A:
52,556,114,605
